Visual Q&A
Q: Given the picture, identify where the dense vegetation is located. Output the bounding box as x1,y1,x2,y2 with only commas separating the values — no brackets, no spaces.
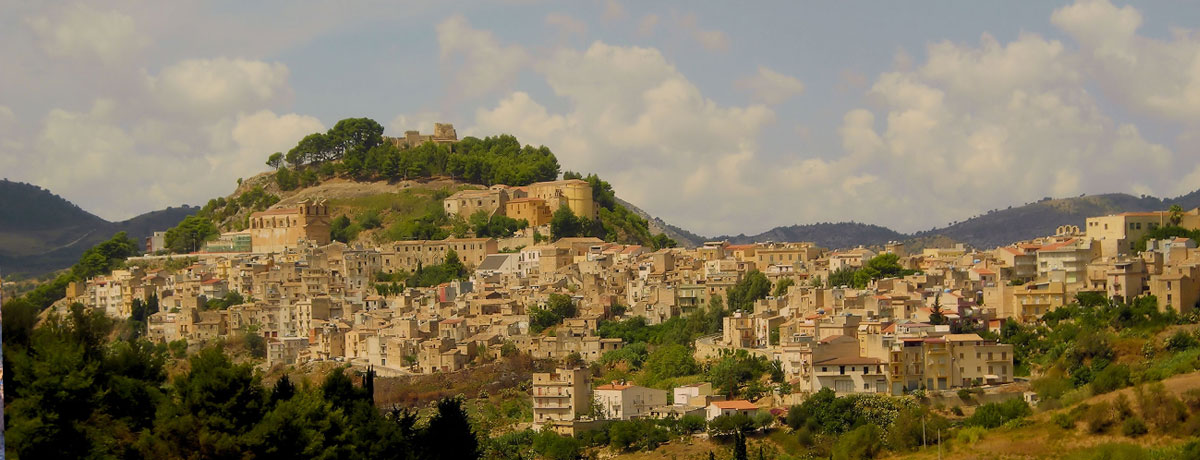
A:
3,302,483,459
529,294,577,333
828,253,918,289
1002,293,1200,407
273,120,560,189
1133,224,1200,252
160,186,280,253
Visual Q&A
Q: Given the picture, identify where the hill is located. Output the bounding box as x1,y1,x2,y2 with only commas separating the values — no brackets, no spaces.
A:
716,222,906,249
680,189,1200,251
0,179,197,276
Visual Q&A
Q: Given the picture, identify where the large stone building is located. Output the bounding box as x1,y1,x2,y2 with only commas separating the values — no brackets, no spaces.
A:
381,237,498,273
443,187,509,218
443,178,597,223
386,123,458,149
248,200,331,253
527,179,596,220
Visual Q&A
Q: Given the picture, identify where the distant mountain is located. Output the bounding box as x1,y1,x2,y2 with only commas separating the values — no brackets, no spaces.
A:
654,189,1200,251
912,192,1200,250
0,179,197,276
716,222,906,249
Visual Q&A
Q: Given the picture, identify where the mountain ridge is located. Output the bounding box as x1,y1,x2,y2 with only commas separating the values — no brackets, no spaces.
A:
697,190,1200,250
0,179,198,276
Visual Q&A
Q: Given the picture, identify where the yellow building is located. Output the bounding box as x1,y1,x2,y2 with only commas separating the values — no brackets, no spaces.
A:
1148,265,1200,315
1086,209,1200,256
248,199,331,253
527,179,596,220
1011,281,1067,321
505,197,554,227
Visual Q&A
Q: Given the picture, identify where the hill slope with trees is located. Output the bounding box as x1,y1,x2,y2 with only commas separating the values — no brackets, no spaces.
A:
0,179,197,276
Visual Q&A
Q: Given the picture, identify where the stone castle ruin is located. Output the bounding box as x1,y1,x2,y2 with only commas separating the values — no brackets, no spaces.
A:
386,123,458,149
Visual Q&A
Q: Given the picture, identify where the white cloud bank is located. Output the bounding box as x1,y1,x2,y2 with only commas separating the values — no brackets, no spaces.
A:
461,1,1200,235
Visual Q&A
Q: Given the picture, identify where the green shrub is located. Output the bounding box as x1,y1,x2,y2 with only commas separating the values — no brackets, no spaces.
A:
1084,401,1114,434
965,399,1032,428
1052,412,1075,429
1121,417,1148,437
1165,329,1199,352
956,426,987,444
1090,363,1131,394
832,424,883,460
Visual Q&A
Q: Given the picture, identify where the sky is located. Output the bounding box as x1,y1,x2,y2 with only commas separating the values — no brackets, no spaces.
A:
3,0,1200,236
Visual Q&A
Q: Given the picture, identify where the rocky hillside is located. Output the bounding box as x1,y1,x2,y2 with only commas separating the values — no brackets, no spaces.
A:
0,179,197,276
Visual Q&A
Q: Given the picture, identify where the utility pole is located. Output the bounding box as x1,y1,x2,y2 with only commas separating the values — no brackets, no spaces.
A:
922,415,927,448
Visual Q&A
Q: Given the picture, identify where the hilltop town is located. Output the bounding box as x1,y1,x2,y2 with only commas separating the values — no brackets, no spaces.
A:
61,127,1200,444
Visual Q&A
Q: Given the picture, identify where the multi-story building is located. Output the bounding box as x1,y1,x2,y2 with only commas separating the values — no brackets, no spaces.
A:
1036,238,1097,285
505,197,554,227
382,237,498,273
593,383,668,420
248,199,331,253
532,367,592,431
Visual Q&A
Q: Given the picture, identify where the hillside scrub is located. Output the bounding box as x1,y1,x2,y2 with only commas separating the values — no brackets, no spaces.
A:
1002,293,1198,406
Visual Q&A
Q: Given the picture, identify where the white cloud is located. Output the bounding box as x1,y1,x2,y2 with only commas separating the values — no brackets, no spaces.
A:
146,58,292,120
736,66,806,104
25,3,148,63
232,110,325,158
1052,0,1200,122
474,41,774,233
674,13,730,52
437,15,530,100
602,0,626,22
546,13,587,40
637,14,659,36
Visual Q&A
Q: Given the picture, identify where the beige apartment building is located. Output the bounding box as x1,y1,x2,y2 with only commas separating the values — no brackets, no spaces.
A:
1149,264,1200,314
946,333,1013,387
1086,209,1200,256
1012,281,1068,320
532,367,593,432
382,237,498,273
593,383,668,420
1036,238,1097,285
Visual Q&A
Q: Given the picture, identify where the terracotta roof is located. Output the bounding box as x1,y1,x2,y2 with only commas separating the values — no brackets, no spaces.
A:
251,207,302,216
1038,238,1078,252
711,400,757,410
1117,211,1164,217
595,383,635,391
814,356,882,365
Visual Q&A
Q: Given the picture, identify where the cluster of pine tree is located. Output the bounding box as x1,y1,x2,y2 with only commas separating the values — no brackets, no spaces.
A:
268,119,560,190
